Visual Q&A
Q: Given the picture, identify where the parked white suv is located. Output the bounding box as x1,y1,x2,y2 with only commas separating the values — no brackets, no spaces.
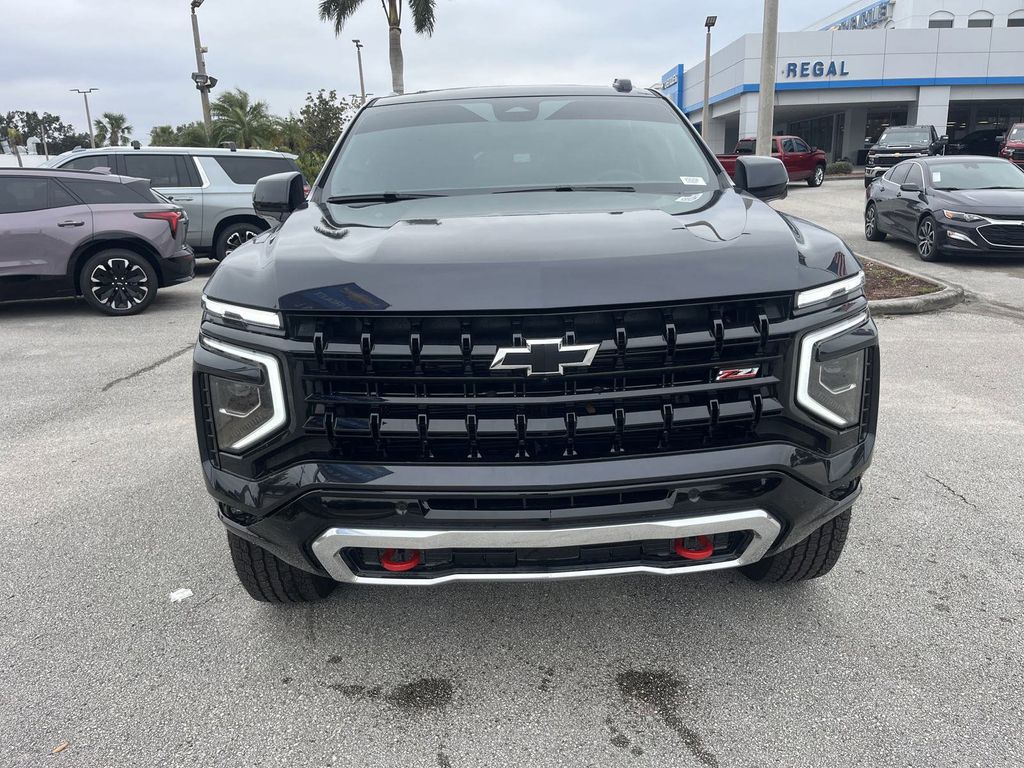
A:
45,146,303,260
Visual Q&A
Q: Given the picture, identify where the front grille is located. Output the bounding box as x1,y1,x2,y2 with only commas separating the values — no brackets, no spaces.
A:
979,224,1024,248
1012,149,1024,162
870,152,924,168
286,297,791,464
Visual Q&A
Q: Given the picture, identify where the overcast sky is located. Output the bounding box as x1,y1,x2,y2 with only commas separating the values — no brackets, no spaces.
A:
1,0,824,141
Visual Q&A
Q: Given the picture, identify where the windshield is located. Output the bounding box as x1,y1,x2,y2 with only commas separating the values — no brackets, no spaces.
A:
735,139,756,154
1009,126,1024,142
878,128,931,145
930,160,1024,190
324,96,719,198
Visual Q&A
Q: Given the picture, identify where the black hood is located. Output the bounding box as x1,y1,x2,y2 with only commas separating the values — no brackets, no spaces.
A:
206,189,857,314
929,187,1024,215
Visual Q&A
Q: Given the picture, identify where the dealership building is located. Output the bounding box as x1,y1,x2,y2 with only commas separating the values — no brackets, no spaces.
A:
659,0,1024,160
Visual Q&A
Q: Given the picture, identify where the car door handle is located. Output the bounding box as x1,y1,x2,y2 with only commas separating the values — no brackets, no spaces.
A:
166,196,194,202
57,220,85,227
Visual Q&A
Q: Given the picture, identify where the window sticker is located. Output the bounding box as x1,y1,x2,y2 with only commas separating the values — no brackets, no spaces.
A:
932,171,941,183
513,153,531,164
675,193,704,203
681,176,707,186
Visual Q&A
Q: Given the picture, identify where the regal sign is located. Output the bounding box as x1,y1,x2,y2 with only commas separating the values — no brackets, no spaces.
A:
784,60,850,78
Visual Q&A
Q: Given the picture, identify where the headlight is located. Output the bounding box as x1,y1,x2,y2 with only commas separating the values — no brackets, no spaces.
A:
942,210,986,223
202,295,281,330
796,313,869,427
795,272,864,309
201,337,287,451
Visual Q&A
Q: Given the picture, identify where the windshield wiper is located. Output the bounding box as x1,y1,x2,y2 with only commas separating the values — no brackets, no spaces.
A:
493,185,636,194
326,192,445,205
933,186,961,191
975,186,1022,190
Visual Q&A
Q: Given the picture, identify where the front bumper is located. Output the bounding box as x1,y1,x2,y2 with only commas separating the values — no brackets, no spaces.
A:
936,219,1024,256
204,438,869,583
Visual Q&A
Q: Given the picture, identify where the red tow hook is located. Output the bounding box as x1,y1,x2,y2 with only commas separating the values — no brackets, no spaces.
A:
380,548,422,572
673,535,714,561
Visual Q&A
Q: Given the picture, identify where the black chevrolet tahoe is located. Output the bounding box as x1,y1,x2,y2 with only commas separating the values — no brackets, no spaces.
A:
192,84,879,602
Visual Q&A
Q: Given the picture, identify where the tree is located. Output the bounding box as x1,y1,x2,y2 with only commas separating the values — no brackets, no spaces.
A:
149,125,177,146
1,111,85,154
318,0,436,95
299,89,359,154
94,112,132,147
211,88,274,148
273,113,306,153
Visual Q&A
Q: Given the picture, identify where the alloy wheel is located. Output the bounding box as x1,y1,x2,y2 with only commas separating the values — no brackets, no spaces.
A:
224,228,258,257
918,219,935,259
814,166,824,185
865,206,876,238
90,258,149,311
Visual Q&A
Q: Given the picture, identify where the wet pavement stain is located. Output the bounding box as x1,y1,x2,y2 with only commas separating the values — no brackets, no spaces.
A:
615,669,720,768
385,678,455,712
538,665,556,692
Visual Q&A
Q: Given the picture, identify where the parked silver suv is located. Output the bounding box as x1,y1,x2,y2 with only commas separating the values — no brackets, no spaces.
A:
44,146,302,260
0,168,194,315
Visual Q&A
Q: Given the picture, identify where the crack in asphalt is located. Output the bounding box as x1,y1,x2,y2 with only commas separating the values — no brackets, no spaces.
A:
925,472,977,509
101,345,193,392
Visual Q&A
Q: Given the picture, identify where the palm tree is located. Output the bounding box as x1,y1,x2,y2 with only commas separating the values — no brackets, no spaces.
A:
149,125,177,146
318,0,436,95
94,112,132,147
211,88,274,148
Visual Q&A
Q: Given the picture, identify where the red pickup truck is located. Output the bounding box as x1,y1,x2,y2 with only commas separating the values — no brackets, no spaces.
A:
717,136,828,187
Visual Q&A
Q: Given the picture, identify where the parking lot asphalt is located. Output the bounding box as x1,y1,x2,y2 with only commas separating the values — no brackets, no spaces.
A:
3,193,1024,767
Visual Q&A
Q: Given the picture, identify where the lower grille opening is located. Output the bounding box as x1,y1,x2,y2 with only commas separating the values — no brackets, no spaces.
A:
346,531,751,577
425,488,670,514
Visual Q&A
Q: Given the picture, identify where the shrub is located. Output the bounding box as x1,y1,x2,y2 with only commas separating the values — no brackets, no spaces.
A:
826,161,853,176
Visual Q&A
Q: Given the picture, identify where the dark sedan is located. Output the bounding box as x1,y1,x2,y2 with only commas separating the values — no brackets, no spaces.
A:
864,156,1024,261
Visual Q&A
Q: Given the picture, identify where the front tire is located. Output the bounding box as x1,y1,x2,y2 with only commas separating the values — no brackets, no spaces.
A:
214,221,265,261
741,508,851,583
226,531,337,603
864,203,887,241
807,164,825,187
78,249,158,316
916,215,942,261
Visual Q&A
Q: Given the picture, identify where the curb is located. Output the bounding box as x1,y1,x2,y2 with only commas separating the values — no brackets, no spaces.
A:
823,174,863,182
859,254,966,315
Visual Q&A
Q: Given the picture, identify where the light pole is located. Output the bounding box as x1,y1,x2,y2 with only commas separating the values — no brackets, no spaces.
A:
702,16,717,143
756,0,779,158
190,0,216,136
71,88,98,148
352,39,366,102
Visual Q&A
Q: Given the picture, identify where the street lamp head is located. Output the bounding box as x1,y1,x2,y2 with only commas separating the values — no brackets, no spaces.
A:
352,39,362,48
705,15,717,29
191,0,205,9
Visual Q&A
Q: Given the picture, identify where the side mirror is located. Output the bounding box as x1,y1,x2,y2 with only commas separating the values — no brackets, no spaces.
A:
733,156,789,201
997,134,1006,143
253,171,306,222
939,135,948,142
899,183,921,193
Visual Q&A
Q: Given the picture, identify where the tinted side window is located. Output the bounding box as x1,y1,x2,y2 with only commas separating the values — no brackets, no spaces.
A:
781,138,796,153
211,156,298,184
0,176,49,213
889,164,911,185
60,154,112,171
122,154,184,187
792,138,810,152
61,179,149,205
905,164,924,188
49,180,79,208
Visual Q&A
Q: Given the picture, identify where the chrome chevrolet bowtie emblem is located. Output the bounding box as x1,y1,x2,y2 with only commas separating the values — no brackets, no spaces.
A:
490,337,600,376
